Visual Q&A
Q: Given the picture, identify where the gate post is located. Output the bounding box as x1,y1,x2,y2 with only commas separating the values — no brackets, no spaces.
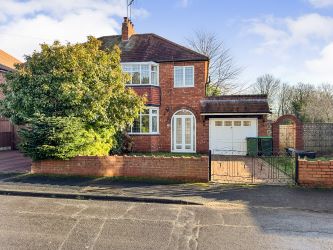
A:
208,150,212,181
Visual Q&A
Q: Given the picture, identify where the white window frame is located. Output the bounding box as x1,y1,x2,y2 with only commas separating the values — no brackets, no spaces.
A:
122,62,159,86
173,66,194,88
128,107,159,135
171,109,196,153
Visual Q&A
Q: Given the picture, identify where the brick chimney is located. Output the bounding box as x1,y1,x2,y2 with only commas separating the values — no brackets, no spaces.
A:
122,17,135,41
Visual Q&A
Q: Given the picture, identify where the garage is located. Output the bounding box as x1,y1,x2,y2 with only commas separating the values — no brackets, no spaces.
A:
209,118,257,155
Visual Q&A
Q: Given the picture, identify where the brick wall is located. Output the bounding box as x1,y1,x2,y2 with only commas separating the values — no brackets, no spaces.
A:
131,86,160,106
0,72,5,99
0,72,5,83
131,135,160,152
129,60,209,153
258,116,269,136
31,155,209,182
298,159,333,188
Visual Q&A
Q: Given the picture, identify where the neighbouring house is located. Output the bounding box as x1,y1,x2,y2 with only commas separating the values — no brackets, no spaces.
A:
0,50,21,150
99,17,270,155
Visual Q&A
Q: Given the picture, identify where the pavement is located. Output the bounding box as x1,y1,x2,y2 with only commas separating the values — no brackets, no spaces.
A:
0,172,333,212
0,195,333,250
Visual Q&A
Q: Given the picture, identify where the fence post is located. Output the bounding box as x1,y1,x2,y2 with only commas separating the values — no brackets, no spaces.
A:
295,153,299,184
208,150,212,181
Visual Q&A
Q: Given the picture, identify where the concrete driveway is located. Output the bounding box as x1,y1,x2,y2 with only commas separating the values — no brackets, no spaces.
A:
0,150,31,173
212,156,293,185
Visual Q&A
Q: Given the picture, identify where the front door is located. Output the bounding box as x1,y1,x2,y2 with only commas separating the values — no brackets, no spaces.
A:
173,115,195,152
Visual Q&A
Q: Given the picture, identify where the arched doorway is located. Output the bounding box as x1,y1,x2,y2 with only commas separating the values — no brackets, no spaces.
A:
272,115,303,155
171,109,196,153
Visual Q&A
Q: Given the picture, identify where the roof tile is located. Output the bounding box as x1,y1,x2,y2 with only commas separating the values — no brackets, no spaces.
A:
0,50,21,69
201,95,271,114
99,33,209,63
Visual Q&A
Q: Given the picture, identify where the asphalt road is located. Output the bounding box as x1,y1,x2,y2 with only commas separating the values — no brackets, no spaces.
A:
0,195,332,250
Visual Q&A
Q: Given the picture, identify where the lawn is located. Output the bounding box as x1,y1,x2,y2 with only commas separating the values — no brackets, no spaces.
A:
306,156,333,161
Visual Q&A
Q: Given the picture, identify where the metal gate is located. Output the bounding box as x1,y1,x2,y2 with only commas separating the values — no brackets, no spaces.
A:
209,150,296,185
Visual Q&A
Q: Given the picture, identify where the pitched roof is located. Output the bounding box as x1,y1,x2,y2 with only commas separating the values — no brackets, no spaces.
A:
0,50,21,69
99,33,209,63
0,63,14,72
200,95,271,114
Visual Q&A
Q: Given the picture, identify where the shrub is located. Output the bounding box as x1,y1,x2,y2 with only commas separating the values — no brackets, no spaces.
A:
109,131,133,155
1,37,145,160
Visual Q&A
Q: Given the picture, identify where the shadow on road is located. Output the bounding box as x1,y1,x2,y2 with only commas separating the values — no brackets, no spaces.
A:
1,172,333,213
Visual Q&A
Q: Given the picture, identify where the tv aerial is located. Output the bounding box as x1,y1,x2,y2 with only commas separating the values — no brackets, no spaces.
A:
127,0,135,19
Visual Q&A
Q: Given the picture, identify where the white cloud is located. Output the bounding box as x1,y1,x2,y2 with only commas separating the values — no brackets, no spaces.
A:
246,13,333,55
305,43,333,81
0,0,149,60
243,13,333,84
309,0,333,8
286,14,333,41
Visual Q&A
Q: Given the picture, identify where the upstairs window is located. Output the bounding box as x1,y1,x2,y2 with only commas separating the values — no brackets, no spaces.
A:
174,66,194,87
127,107,159,134
122,63,159,85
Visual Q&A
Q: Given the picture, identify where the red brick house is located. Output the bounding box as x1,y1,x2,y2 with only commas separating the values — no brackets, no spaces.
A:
99,18,270,155
0,50,21,150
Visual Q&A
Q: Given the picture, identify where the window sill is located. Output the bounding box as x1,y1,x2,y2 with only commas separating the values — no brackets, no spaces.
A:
128,133,160,136
171,150,196,153
126,84,160,87
173,85,195,88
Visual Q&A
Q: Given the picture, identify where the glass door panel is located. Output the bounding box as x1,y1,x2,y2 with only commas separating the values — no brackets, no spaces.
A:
173,115,194,152
175,117,183,150
185,117,192,150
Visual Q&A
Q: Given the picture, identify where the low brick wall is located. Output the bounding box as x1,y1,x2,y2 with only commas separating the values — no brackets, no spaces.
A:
298,159,333,188
31,155,209,182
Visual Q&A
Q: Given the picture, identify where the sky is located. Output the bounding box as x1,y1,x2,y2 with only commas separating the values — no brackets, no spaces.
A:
0,0,333,86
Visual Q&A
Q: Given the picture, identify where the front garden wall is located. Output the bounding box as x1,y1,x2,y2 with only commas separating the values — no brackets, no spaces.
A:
298,159,333,188
31,155,209,182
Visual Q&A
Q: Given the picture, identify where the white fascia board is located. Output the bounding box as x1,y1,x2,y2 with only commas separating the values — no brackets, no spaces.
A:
200,113,270,116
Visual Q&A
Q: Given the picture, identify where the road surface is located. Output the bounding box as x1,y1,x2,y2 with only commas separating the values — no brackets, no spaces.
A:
0,195,332,250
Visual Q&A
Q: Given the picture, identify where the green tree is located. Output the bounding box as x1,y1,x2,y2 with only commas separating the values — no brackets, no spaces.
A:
0,37,144,160
290,83,314,122
206,84,222,96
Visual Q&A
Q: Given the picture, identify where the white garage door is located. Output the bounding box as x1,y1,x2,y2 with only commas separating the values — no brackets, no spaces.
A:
209,118,258,155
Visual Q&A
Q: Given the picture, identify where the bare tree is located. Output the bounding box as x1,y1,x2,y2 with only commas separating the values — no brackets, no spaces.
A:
277,83,293,116
253,74,281,112
187,30,242,95
289,83,314,121
302,84,333,122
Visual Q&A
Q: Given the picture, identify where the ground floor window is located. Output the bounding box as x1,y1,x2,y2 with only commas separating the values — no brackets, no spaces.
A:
128,107,159,134
171,109,196,152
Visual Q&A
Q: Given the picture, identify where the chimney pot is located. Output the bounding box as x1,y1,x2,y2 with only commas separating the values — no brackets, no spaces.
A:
122,17,135,41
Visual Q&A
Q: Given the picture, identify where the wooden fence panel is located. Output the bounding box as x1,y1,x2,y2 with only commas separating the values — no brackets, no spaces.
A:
0,118,13,150
303,123,333,154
